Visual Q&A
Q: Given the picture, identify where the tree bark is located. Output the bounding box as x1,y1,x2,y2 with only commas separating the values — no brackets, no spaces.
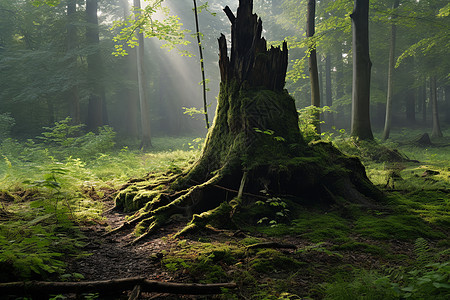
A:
325,54,333,127
405,89,416,124
86,0,107,131
119,0,139,138
307,0,321,133
422,77,427,123
445,85,450,124
133,0,152,149
350,0,373,140
430,76,443,137
67,0,80,125
382,0,399,141
193,0,210,130
336,51,344,101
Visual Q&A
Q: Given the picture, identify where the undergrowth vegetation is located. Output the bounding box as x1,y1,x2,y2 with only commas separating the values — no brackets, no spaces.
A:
0,117,448,299
0,119,199,282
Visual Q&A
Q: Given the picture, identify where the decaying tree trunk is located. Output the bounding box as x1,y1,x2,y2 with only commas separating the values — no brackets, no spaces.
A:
112,0,382,243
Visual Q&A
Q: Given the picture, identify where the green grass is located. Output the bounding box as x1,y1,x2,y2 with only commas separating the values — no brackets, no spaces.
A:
256,210,352,243
0,132,200,281
354,214,444,240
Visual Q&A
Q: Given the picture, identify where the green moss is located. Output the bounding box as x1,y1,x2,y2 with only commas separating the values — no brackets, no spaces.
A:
189,261,228,283
162,241,240,284
249,249,305,274
355,214,445,240
163,247,231,283
134,216,155,236
188,201,233,229
115,185,163,213
239,237,264,246
332,241,386,256
207,249,237,264
259,211,351,243
394,190,450,227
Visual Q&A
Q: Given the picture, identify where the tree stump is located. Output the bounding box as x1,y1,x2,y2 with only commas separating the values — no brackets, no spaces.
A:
413,133,432,147
113,0,383,243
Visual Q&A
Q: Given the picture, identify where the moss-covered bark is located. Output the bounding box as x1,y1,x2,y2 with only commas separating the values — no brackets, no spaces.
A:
111,0,383,243
113,83,382,243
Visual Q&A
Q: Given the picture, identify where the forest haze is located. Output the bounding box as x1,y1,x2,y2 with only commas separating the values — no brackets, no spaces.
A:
0,0,448,142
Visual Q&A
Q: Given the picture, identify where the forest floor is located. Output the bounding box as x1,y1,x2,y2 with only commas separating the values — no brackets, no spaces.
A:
67,197,428,300
1,129,449,299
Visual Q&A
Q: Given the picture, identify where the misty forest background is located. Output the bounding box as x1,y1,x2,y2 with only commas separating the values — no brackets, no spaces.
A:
1,0,449,141
0,0,449,299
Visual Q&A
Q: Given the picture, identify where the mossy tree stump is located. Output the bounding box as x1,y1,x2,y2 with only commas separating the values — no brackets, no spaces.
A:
113,0,382,243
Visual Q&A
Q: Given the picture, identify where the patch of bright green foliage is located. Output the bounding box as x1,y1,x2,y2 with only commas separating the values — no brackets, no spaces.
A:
0,119,200,281
322,238,450,300
257,210,351,243
250,248,305,273
162,240,239,284
354,214,444,240
0,197,85,281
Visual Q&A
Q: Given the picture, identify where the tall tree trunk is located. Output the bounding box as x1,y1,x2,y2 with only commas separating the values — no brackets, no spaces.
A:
193,0,210,130
120,0,139,138
405,90,415,124
430,76,443,138
133,0,152,149
319,59,324,107
445,85,450,124
336,51,344,101
67,0,80,124
350,0,373,140
422,77,427,124
325,54,333,127
382,0,399,140
335,51,345,127
307,0,321,134
86,0,107,131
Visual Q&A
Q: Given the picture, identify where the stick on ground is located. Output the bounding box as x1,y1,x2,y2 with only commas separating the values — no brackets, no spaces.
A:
0,277,237,297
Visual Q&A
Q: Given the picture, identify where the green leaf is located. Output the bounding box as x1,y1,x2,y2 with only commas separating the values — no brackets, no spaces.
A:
401,286,415,292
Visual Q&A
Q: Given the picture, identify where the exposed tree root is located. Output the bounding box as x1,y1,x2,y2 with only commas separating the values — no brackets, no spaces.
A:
109,173,229,244
111,145,384,244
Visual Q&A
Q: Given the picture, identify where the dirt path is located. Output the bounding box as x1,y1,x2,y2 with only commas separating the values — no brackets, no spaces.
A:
69,202,192,299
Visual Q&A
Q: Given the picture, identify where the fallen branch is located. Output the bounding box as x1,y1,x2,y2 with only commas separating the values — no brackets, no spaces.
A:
0,277,237,297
